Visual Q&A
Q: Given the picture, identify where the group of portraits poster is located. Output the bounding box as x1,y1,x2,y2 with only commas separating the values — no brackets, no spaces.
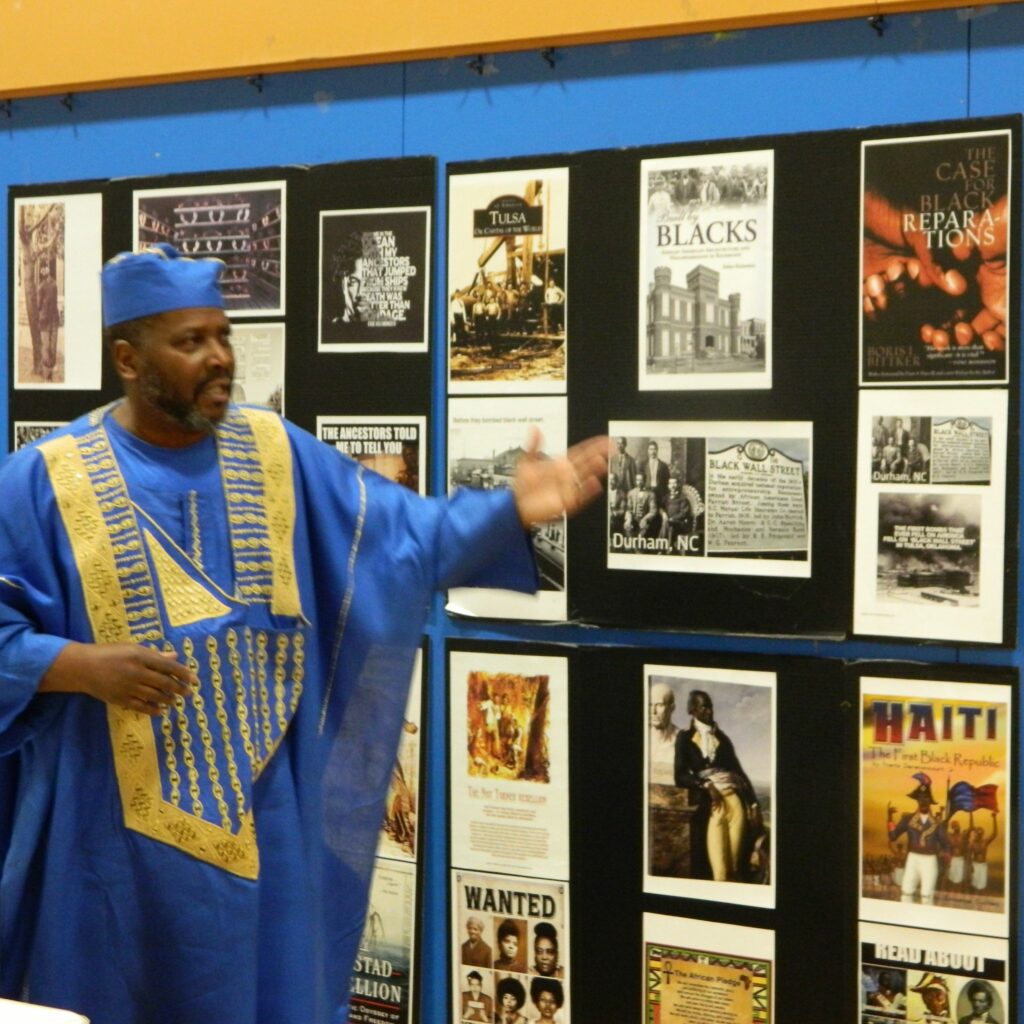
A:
638,149,773,392
860,675,1012,939
318,206,430,353
860,128,1011,386
12,192,103,390
607,421,812,577
350,857,418,1024
133,180,287,316
12,421,65,451
644,665,776,909
229,323,285,414
316,415,426,496
449,649,570,882
452,870,569,1024
448,397,567,620
860,921,1009,1024
447,166,568,394
852,389,1008,644
643,914,774,1024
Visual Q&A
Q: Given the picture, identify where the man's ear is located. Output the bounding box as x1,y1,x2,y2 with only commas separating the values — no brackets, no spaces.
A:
110,338,140,382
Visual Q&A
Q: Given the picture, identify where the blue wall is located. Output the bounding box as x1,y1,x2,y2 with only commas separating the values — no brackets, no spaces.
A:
2,7,1022,1018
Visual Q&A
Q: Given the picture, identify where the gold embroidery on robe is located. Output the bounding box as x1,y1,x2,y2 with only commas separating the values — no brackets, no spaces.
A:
143,527,231,627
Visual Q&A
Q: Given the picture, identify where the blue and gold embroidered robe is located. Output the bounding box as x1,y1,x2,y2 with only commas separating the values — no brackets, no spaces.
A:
0,405,536,1024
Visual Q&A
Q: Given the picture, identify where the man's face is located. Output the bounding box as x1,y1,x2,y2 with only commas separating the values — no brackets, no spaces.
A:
647,442,658,460
468,977,481,996
617,437,627,454
344,258,364,303
636,473,646,490
970,986,992,1015
922,988,949,1014
534,937,557,975
650,685,675,729
128,307,234,436
668,478,680,497
690,692,714,725
466,919,482,943
500,933,518,960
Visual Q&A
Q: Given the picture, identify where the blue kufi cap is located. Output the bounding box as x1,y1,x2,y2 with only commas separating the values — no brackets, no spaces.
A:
101,243,224,328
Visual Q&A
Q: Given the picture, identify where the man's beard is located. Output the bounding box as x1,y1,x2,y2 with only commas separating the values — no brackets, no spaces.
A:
139,363,229,434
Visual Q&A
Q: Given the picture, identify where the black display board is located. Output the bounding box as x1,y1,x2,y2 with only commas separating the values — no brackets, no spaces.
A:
557,114,1020,643
8,157,435,460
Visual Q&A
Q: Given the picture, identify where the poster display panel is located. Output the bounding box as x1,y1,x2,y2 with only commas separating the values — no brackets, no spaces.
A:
449,649,570,881
448,397,567,620
316,415,426,496
12,192,103,390
859,921,1009,1024
608,421,811,577
860,129,1011,385
853,389,1008,644
860,675,1012,938
644,664,775,908
643,914,773,1024
133,180,287,317
452,870,569,1023
447,166,568,394
318,206,430,353
639,149,773,391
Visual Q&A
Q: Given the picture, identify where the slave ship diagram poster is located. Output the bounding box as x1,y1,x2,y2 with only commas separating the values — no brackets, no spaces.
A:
452,870,570,1024
644,665,776,909
860,675,1011,938
448,397,567,620
643,914,773,1024
853,388,1007,644
447,167,568,394
608,421,811,577
860,128,1011,385
860,921,1009,1024
449,649,570,881
638,149,773,392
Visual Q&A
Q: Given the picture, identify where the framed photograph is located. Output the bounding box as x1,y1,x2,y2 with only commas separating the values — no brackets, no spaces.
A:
12,193,103,390
318,206,430,353
229,323,285,415
316,415,426,496
448,167,568,394
644,664,776,908
12,421,65,450
133,180,286,316
639,149,773,391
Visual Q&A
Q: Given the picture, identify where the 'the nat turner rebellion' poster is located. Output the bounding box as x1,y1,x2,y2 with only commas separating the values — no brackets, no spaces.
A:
860,675,1011,939
860,129,1011,385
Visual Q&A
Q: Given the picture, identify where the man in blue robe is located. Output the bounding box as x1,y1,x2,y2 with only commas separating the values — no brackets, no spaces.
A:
0,245,607,1024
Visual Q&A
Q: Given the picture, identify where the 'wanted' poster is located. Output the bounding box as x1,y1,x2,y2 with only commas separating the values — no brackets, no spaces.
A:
448,398,567,620
860,675,1011,938
860,921,1009,1024
453,870,569,1024
447,166,568,394
853,389,1007,644
608,422,811,577
643,914,773,1024
644,665,776,909
639,149,773,391
449,649,570,881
